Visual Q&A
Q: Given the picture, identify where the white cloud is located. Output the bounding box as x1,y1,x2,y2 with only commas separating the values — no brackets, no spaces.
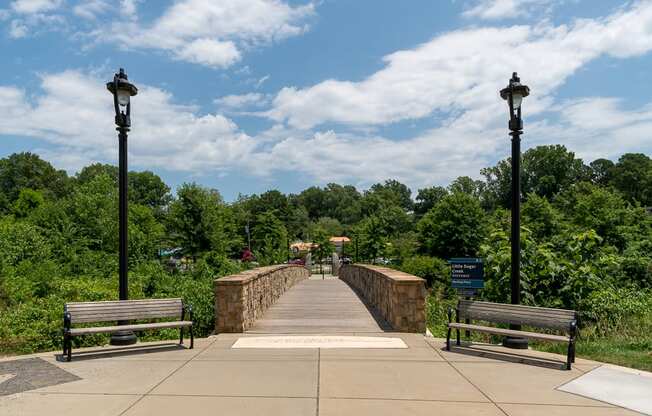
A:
95,0,314,68
8,20,28,38
174,38,241,68
462,0,557,20
215,93,270,110
0,71,257,173
11,0,61,14
73,0,109,20
265,1,652,130
1,69,651,192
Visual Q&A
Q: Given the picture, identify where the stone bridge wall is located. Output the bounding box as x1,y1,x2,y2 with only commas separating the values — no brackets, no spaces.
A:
214,264,310,333
339,264,427,333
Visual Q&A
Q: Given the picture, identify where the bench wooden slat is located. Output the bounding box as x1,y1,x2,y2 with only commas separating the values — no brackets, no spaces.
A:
66,299,182,309
458,300,575,317
68,321,193,335
457,300,575,330
458,311,571,330
70,310,183,323
448,323,569,342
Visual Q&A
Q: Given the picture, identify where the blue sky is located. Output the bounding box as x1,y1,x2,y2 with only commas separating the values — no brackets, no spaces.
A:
1,0,651,201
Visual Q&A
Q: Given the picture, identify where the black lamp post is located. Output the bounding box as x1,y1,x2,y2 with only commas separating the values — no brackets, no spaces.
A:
500,72,530,349
107,68,138,346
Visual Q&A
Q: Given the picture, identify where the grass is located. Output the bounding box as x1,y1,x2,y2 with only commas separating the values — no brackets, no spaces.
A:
533,315,652,372
426,293,652,372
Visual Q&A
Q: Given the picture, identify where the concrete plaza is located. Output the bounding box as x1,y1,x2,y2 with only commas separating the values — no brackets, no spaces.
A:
0,333,644,416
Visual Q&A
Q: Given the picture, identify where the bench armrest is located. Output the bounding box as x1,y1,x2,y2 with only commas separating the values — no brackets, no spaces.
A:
63,310,71,333
184,304,194,323
569,320,577,340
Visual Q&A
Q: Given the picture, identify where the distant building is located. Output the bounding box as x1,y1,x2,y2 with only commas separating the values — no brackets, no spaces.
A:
291,242,316,255
329,236,351,255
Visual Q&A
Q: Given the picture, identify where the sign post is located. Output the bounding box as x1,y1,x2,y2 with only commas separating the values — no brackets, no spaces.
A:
449,258,484,338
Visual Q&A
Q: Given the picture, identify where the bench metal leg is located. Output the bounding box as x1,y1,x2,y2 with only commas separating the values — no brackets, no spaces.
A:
190,326,194,349
456,328,460,346
67,337,72,362
566,342,573,370
446,326,451,351
179,327,184,345
62,334,67,356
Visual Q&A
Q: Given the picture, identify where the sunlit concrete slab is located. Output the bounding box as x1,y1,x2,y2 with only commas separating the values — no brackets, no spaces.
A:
0,392,140,416
320,360,488,402
150,359,318,398
558,365,652,415
430,339,600,367
319,398,504,416
123,396,316,416
320,346,443,361
498,403,642,416
33,359,183,395
194,346,319,361
452,361,612,406
232,335,407,349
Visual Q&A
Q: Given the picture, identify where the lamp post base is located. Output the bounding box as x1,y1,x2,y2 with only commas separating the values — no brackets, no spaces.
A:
502,336,529,349
110,330,137,346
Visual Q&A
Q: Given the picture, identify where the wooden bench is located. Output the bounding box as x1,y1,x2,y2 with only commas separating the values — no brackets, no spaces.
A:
447,300,577,370
63,298,193,361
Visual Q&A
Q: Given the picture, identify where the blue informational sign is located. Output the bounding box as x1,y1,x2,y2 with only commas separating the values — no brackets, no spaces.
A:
449,258,484,292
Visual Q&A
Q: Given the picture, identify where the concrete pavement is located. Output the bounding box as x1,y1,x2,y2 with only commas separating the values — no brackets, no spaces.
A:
0,333,644,415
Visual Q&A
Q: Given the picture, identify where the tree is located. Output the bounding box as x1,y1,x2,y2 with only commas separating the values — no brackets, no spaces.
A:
354,216,388,262
556,182,650,250
167,183,226,257
309,217,343,238
414,186,448,218
0,152,71,204
363,179,413,213
448,176,484,199
522,193,561,240
609,153,652,206
12,189,44,218
129,171,172,211
417,192,486,258
251,211,288,265
77,164,171,211
589,158,615,187
482,145,589,208
311,227,335,267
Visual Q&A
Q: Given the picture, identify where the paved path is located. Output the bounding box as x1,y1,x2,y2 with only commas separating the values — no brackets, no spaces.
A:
247,278,392,334
0,335,636,416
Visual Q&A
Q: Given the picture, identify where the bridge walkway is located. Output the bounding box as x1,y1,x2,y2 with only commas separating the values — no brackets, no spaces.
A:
246,276,392,334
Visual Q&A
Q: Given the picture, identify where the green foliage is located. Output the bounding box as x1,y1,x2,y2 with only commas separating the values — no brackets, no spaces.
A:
414,186,448,218
609,153,652,206
417,192,486,258
399,255,449,287
0,218,51,269
251,211,288,265
0,152,71,205
481,145,588,209
168,183,227,256
12,188,44,218
311,228,335,262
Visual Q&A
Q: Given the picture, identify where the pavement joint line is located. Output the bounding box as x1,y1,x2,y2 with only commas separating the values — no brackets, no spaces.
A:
424,338,510,416
316,348,321,416
116,336,219,416
144,393,318,399
315,396,494,404
493,401,619,408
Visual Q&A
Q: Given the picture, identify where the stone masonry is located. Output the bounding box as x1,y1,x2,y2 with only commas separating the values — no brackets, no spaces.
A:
214,264,310,333
339,264,427,333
